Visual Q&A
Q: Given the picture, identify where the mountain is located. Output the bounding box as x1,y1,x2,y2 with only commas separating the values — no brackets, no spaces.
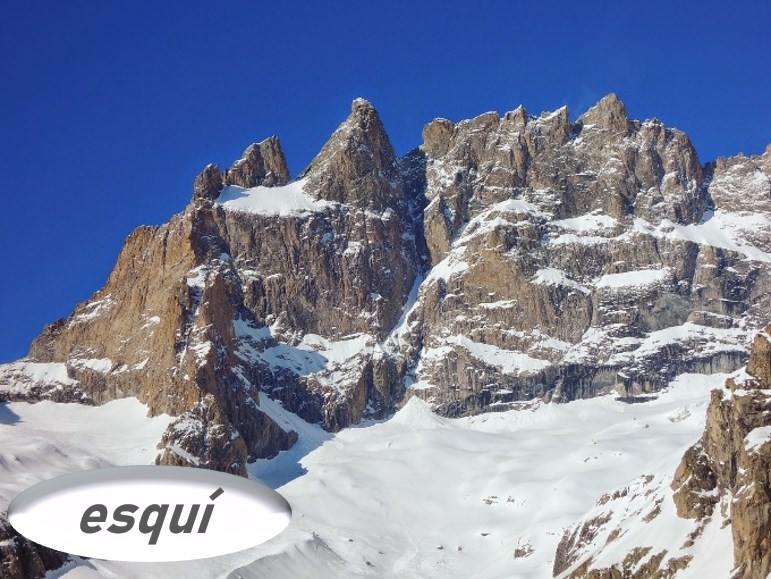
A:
554,325,771,579
0,95,770,578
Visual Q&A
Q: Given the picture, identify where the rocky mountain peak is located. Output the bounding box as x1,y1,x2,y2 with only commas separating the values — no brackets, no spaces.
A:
422,117,455,158
192,163,223,203
502,104,528,127
3,95,771,521
577,93,629,133
300,98,404,211
223,135,290,189
191,136,291,205
350,96,375,115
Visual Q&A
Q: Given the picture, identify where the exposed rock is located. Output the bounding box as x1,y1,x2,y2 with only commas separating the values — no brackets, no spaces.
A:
2,93,771,577
422,118,455,158
192,163,223,203
0,516,69,579
223,136,290,188
746,329,771,383
300,98,406,212
23,203,298,471
577,93,629,134
154,393,298,477
555,326,771,578
397,94,769,416
670,442,717,519
3,94,771,472
706,148,771,215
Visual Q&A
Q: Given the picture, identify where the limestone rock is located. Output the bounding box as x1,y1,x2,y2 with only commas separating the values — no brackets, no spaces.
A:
422,118,455,158
3,94,771,474
223,136,290,188
24,203,298,472
554,327,771,578
301,98,406,212
0,516,68,579
673,332,771,579
746,329,771,384
156,394,248,476
398,95,769,416
706,147,771,215
192,163,223,203
577,93,629,134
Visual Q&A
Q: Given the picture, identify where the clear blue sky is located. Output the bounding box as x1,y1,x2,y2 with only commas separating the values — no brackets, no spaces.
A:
1,1,769,362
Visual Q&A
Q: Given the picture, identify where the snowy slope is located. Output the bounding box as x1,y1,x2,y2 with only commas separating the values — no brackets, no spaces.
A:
0,398,172,511
215,179,334,217
46,373,726,578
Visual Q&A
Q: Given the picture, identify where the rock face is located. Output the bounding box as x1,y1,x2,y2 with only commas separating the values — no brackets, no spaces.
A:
23,202,298,474
672,330,771,579
395,96,771,416
553,326,771,578
1,94,770,472
0,517,68,579
300,98,406,211
224,136,290,189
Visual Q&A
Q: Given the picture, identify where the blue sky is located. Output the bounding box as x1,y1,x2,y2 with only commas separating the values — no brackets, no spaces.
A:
1,1,769,362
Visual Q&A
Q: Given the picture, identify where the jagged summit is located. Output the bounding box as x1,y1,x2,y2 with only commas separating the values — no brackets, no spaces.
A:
191,136,290,204
300,98,405,211
350,96,376,113
577,93,628,132
2,94,771,579
3,94,771,479
192,162,223,203
223,135,290,189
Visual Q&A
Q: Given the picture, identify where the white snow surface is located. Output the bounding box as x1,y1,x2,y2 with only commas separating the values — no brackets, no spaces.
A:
55,372,731,578
0,398,172,511
0,361,79,395
745,425,771,453
532,268,590,293
553,213,618,232
216,179,333,217
595,268,670,289
233,319,376,393
444,334,551,374
632,211,771,262
69,357,113,373
565,322,748,366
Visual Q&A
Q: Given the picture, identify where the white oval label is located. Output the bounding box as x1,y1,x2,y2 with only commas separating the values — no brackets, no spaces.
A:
7,466,291,562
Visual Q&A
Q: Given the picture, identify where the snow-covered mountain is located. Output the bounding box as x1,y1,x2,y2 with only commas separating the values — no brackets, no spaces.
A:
554,328,771,579
1,95,770,578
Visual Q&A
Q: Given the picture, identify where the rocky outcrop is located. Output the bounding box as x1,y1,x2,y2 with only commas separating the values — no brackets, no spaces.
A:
2,93,771,578
300,98,408,212
224,136,290,189
554,326,771,578
672,328,771,579
155,393,296,476
2,97,424,471
577,93,630,134
192,163,224,203
396,96,770,416
0,517,69,579
23,201,299,473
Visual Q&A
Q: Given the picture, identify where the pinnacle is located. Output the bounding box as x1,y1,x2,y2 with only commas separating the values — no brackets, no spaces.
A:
578,93,628,132
222,136,290,189
351,97,375,114
299,97,400,209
